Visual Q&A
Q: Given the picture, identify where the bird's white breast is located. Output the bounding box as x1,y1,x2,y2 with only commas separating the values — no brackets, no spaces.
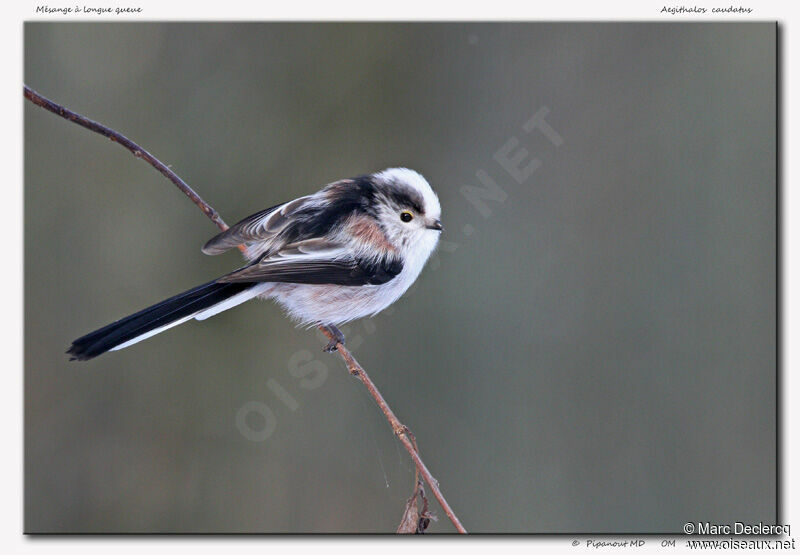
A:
263,230,439,326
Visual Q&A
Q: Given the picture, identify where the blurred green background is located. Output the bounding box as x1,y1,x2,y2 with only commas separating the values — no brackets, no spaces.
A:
24,22,776,533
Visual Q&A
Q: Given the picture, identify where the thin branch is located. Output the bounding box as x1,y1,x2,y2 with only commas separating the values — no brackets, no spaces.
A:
24,85,230,233
319,327,467,534
25,85,468,534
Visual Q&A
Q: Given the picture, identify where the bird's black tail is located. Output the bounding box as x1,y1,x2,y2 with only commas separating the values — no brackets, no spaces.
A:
67,279,254,361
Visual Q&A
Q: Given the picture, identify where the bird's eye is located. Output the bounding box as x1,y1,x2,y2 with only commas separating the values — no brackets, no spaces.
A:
400,211,414,223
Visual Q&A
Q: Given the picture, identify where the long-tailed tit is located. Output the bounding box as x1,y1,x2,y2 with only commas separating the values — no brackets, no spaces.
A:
68,168,442,360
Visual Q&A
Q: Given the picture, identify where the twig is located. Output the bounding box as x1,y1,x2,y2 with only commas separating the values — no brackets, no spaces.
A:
319,327,467,534
24,85,230,234
25,85,468,534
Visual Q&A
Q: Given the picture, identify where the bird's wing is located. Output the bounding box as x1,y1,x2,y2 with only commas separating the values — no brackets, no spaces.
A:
201,195,314,255
217,238,403,286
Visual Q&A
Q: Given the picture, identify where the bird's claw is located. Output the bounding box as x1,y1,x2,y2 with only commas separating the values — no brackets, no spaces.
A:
322,324,346,353
323,339,339,353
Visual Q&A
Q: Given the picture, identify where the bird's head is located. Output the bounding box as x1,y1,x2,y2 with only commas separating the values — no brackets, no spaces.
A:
371,168,442,253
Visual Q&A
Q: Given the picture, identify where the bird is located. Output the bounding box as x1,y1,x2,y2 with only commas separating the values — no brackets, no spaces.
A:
67,168,443,361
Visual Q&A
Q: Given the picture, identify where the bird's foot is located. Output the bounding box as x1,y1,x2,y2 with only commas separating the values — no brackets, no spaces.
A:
323,324,346,353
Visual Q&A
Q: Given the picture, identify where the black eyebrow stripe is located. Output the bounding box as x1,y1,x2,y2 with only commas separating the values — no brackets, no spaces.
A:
387,189,424,213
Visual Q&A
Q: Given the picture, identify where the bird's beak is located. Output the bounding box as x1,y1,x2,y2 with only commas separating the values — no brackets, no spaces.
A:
426,219,443,231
